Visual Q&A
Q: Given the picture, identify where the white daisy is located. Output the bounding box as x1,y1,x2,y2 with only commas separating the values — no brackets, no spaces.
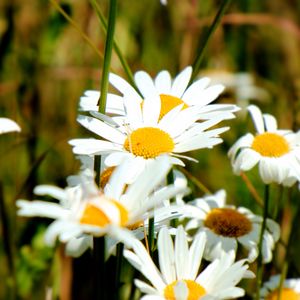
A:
185,190,280,263
260,275,300,300
109,66,239,121
0,117,21,134
228,105,300,186
115,225,254,300
70,85,231,183
17,156,188,255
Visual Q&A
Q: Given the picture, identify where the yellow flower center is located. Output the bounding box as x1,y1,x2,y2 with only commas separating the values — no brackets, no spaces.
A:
124,127,174,159
159,94,188,120
204,208,252,237
164,280,206,300
267,288,300,300
251,132,290,157
100,167,116,189
80,200,129,227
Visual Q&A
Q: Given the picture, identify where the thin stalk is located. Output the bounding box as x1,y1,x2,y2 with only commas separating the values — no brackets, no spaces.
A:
90,0,136,88
277,261,288,300
93,237,106,300
0,183,17,300
92,0,118,299
98,0,118,113
49,0,104,60
115,243,124,300
190,0,232,83
178,167,211,194
148,217,155,257
240,172,263,207
255,184,270,300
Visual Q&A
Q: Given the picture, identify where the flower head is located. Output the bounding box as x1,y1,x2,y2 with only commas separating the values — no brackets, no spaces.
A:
117,226,254,300
185,190,280,263
17,156,187,254
260,275,300,300
70,69,235,182
228,105,300,186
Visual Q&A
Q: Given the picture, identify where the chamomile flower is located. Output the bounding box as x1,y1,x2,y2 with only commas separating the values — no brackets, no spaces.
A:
17,156,187,255
70,86,231,183
116,226,254,300
185,190,280,263
260,275,300,300
109,66,239,121
0,117,21,134
228,105,300,186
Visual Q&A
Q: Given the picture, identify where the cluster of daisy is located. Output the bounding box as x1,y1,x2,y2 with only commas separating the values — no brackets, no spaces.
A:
16,66,300,299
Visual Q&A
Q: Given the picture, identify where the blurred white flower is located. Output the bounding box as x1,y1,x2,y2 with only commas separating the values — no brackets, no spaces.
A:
260,275,300,300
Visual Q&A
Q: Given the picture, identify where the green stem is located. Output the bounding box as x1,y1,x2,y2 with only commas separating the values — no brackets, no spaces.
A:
256,184,270,300
190,0,232,83
98,0,118,114
49,0,104,59
148,217,155,257
92,0,118,299
115,243,124,300
90,0,136,88
178,166,211,194
277,262,288,300
93,237,106,300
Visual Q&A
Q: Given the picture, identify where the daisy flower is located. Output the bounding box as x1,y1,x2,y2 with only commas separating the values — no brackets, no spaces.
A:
17,156,188,256
260,275,300,300
116,225,254,300
0,117,21,134
109,66,239,121
70,84,231,183
185,190,280,263
228,105,300,186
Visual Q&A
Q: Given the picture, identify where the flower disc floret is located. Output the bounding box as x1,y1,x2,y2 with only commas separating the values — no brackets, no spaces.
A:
204,208,252,237
251,132,290,157
159,94,188,120
164,279,206,300
124,127,174,159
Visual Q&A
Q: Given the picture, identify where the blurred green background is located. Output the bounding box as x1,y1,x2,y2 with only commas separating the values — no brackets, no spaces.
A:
0,0,300,299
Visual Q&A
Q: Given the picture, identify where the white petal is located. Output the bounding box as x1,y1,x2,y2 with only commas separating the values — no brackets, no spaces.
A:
77,115,125,144
65,235,92,257
170,67,192,97
158,227,176,283
0,118,21,134
175,226,189,279
181,77,211,104
154,70,172,94
134,71,157,99
33,185,66,202
247,105,265,133
263,114,278,131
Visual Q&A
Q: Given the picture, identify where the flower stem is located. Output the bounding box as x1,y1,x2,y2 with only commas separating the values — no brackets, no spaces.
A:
256,184,270,300
98,0,118,114
93,0,118,299
190,0,232,83
148,217,155,257
178,166,211,194
115,243,124,299
90,0,136,89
